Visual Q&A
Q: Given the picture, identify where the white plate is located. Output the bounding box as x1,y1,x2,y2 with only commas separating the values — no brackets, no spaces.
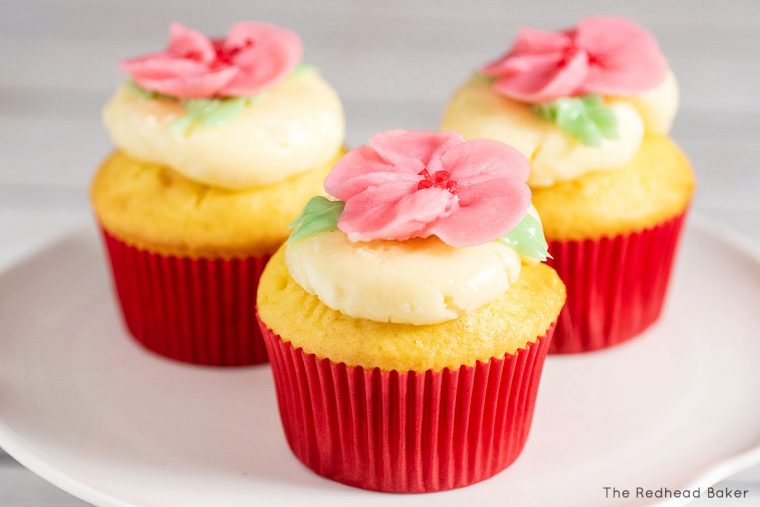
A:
1,217,759,507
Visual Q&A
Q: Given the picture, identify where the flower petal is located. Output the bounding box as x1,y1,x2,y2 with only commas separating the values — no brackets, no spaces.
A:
120,54,209,80
438,138,530,184
369,130,464,167
221,21,302,96
338,185,458,242
427,177,531,247
511,27,573,55
490,48,589,103
325,145,421,201
576,16,668,94
482,27,571,76
166,22,216,63
134,66,239,98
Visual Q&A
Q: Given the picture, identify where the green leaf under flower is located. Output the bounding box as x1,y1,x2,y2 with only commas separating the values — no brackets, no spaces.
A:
125,80,174,101
498,210,550,261
289,196,345,242
473,72,496,85
531,94,619,147
290,63,317,79
169,96,253,136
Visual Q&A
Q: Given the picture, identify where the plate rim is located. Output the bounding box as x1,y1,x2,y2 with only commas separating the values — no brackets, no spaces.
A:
0,214,758,507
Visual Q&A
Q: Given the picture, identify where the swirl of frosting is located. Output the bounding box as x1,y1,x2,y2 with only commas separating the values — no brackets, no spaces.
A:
324,130,531,247
121,22,301,99
481,17,668,103
103,70,345,189
285,230,522,325
442,70,678,187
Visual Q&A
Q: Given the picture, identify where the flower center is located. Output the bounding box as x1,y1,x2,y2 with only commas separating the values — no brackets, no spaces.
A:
560,45,603,68
417,169,458,193
557,46,581,66
210,38,255,64
586,52,603,66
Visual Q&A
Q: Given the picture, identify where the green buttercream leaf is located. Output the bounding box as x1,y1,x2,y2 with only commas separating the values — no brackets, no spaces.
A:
125,80,164,100
498,211,551,261
288,196,345,242
472,72,496,85
183,98,218,116
168,114,198,136
169,96,253,137
291,63,317,78
531,94,618,147
197,97,248,127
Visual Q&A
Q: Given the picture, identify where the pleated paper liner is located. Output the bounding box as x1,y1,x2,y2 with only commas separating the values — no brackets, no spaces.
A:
101,227,270,366
546,211,687,354
259,318,556,493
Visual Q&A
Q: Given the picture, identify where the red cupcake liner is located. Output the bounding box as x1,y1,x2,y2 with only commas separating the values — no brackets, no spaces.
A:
258,318,555,492
101,227,270,366
546,211,687,354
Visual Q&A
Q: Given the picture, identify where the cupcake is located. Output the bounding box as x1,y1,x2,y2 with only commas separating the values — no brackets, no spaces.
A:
257,130,565,492
441,17,695,353
90,22,345,366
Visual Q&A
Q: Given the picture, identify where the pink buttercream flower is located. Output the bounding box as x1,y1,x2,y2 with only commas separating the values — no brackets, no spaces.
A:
482,16,668,103
120,22,302,99
324,130,531,248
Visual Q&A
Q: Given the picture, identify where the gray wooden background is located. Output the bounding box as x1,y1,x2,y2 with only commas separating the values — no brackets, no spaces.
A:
1,0,758,505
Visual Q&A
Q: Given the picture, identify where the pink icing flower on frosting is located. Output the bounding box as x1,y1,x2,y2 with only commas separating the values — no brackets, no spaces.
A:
324,130,531,248
120,22,302,99
482,16,668,103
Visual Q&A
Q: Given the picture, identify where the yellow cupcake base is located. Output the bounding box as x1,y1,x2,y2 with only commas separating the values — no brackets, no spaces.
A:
257,247,566,372
90,149,343,258
532,135,695,241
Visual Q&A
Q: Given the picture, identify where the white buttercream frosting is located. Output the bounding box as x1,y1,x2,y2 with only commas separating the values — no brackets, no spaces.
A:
103,71,345,189
623,70,679,134
284,230,523,325
441,71,678,187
